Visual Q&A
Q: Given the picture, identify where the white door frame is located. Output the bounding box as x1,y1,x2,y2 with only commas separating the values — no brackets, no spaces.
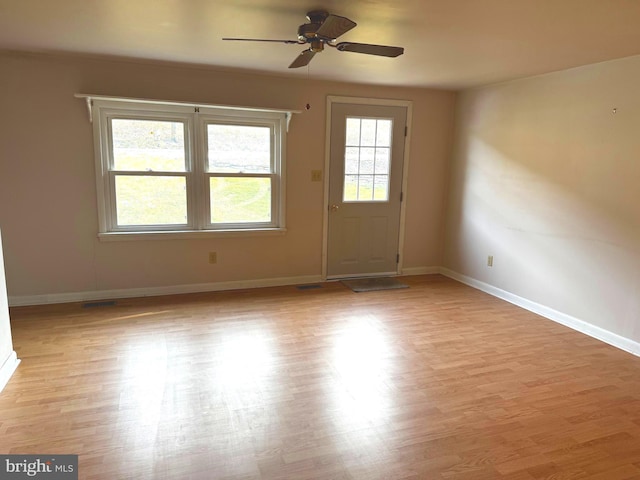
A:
322,95,413,280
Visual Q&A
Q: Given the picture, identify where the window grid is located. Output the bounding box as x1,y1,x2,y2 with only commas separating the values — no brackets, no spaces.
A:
343,117,392,202
92,99,287,236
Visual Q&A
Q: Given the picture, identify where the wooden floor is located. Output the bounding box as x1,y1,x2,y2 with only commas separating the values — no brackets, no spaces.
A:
2,275,640,479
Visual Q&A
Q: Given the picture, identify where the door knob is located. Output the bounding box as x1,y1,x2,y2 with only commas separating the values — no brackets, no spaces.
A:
329,204,340,212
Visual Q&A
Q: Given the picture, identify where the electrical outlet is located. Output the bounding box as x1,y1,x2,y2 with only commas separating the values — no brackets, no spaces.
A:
209,252,217,264
311,170,323,182
487,255,493,267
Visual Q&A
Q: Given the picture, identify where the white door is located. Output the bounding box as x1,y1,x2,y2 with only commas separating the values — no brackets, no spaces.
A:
326,102,407,278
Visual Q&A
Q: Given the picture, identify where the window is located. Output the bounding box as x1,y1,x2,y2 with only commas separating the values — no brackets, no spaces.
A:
89,97,288,239
343,117,392,202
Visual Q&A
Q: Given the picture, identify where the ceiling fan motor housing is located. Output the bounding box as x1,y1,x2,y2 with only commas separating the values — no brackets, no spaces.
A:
297,10,333,43
306,10,330,25
297,23,320,42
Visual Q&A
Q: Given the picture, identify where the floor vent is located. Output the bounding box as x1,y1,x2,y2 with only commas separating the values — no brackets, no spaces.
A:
82,300,117,308
296,284,322,290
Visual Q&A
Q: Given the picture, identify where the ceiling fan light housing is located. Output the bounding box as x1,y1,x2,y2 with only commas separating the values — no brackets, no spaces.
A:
310,40,324,53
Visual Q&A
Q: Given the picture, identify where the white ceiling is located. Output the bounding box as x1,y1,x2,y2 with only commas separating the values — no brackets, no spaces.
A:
2,0,640,90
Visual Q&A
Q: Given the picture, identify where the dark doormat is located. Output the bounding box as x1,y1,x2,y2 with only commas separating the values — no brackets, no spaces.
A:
341,277,409,293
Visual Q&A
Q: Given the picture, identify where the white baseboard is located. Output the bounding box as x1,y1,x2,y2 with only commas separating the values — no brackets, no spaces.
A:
8,268,442,307
8,269,444,307
401,266,440,276
0,351,20,393
8,275,324,307
439,267,640,358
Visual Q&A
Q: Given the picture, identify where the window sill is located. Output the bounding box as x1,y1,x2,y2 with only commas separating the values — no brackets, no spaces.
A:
98,228,287,242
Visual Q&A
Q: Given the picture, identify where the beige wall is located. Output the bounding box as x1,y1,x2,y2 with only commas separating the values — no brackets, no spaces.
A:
0,52,455,301
444,55,640,344
0,229,14,370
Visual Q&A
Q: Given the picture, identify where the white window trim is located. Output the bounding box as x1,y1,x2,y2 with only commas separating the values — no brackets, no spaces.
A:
79,95,298,240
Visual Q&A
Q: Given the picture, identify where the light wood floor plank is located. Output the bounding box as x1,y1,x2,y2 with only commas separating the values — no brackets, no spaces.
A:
1,275,640,479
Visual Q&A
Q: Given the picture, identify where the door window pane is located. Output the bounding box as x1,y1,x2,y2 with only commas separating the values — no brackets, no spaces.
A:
360,148,375,174
112,119,186,172
208,124,271,173
345,147,360,174
375,148,390,174
375,121,392,147
358,175,374,201
344,175,359,202
360,119,377,146
115,176,187,225
210,177,271,223
374,175,389,201
343,117,393,202
346,118,361,146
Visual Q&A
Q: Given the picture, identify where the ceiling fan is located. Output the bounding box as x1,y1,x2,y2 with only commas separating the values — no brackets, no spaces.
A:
222,10,404,68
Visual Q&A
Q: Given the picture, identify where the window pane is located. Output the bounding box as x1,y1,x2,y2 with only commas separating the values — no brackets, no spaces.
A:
375,148,390,174
373,175,389,201
208,124,271,174
343,175,358,202
346,118,361,146
360,147,375,174
345,147,360,174
115,176,187,226
210,177,271,223
112,119,186,172
358,175,374,201
375,120,392,147
360,119,377,146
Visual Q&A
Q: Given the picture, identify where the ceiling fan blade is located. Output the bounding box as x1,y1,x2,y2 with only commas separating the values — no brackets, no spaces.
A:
222,38,300,44
316,14,357,40
289,49,316,68
335,42,404,57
